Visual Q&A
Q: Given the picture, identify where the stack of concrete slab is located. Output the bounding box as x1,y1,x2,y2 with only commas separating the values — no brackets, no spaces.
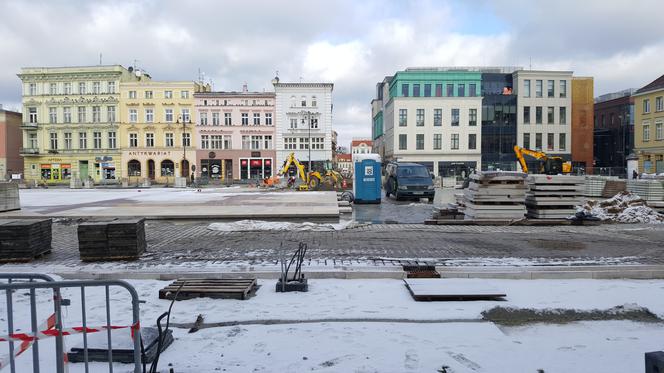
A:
627,180,664,202
0,182,20,212
584,176,619,197
78,218,146,261
463,172,527,220
602,180,627,198
526,175,585,219
0,219,52,262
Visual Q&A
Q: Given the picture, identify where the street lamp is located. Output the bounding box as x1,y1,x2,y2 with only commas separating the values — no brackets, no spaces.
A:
300,110,313,172
176,114,190,178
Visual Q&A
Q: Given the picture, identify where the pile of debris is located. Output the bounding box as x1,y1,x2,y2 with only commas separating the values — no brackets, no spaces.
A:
576,191,664,224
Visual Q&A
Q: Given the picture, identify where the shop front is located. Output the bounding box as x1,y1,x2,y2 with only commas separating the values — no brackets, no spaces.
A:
122,149,196,184
23,153,122,184
40,163,71,181
239,157,273,180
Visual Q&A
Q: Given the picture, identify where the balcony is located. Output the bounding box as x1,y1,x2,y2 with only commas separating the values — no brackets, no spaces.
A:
19,147,40,155
21,122,38,129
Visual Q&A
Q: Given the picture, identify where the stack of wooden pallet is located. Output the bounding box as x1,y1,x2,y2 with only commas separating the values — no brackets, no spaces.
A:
463,172,527,220
526,175,585,219
78,218,146,261
159,278,258,300
0,182,20,212
0,219,52,262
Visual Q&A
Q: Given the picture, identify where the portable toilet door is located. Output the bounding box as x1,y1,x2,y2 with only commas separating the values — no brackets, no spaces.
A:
353,153,382,204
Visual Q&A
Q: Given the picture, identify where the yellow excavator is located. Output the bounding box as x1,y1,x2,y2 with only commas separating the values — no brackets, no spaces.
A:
513,145,572,175
267,152,343,190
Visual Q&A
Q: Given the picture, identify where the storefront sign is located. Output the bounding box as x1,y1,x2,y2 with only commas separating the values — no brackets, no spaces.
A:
127,151,173,156
251,152,261,157
95,156,113,162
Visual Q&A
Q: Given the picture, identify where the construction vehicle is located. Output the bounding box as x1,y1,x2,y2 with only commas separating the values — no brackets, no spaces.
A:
513,145,572,175
268,152,343,190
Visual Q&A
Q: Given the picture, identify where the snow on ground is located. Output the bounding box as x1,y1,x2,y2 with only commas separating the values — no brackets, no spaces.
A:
2,278,664,372
208,219,362,232
577,191,664,223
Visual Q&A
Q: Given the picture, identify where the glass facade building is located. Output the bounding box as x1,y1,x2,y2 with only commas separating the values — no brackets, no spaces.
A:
481,73,517,171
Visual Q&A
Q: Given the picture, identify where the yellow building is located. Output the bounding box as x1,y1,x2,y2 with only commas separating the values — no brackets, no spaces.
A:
119,78,209,184
633,74,664,173
17,65,140,184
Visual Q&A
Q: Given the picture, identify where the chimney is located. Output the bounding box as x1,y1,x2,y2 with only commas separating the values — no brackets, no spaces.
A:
242,83,248,93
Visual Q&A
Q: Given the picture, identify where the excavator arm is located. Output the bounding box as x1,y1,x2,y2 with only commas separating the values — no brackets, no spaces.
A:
278,152,307,182
513,145,571,175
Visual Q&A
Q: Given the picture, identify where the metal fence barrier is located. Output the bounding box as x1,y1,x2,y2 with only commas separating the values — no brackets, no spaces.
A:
0,278,142,373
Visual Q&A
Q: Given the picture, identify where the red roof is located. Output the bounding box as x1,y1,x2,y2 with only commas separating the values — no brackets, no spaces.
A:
337,153,352,161
351,140,372,147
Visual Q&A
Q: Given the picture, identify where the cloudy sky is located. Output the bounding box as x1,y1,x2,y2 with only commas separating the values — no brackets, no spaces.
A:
1,0,663,148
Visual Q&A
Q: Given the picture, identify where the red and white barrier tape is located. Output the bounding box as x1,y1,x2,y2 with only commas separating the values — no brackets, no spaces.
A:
0,313,56,369
0,322,140,343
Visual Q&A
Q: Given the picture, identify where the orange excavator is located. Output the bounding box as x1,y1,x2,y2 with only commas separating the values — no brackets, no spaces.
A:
513,145,572,175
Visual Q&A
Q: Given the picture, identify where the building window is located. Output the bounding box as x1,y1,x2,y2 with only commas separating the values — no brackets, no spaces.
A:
264,135,273,149
547,80,554,98
451,109,459,126
301,96,307,107
145,108,154,123
145,133,154,147
535,80,542,98
416,109,424,126
129,133,138,148
129,109,137,123
92,106,101,123
251,135,261,150
253,112,260,125
79,132,87,149
560,80,567,98
63,107,71,123
435,84,443,97
128,91,136,99
416,134,424,150
145,91,153,99
49,133,58,150
209,135,223,149
165,133,174,147
451,134,459,150
284,137,297,150
107,106,116,123
469,83,477,97
79,82,86,94
524,80,531,97
93,82,100,94
311,96,317,107
424,84,431,97
108,132,116,149
165,90,173,99
28,133,38,148
312,137,324,150
446,84,454,97
64,132,72,150
559,107,567,125
201,135,209,149
656,97,664,112
524,106,531,124
399,109,407,127
398,134,407,150
290,118,297,129
535,106,542,124
413,84,420,97
468,134,477,150
165,109,173,123
559,133,566,151
50,83,57,95
181,108,190,122
547,133,554,151
469,108,477,126
241,113,249,125
242,135,250,150
401,84,409,97
299,137,309,150
108,82,115,94
182,133,191,147
434,109,442,126
656,121,663,140
433,134,442,150
310,118,318,129
644,99,651,113
64,83,72,95
91,132,100,149
523,133,530,149
643,123,650,141
535,133,542,150
265,113,272,125
78,107,86,123
212,112,220,126
457,84,465,97
49,107,57,123
29,83,37,96
28,107,37,123
200,112,208,125
224,112,232,126
180,90,189,99
547,107,554,124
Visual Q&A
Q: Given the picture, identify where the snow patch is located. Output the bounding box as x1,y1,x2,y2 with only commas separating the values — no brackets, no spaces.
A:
207,219,364,232
577,191,664,224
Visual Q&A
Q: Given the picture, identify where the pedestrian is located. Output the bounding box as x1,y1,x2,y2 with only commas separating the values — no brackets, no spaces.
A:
632,170,638,180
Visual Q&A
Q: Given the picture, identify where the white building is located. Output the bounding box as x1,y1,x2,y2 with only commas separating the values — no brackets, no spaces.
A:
273,79,334,171
512,70,573,163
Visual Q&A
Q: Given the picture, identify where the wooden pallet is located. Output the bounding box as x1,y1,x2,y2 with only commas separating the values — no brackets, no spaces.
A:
158,279,258,301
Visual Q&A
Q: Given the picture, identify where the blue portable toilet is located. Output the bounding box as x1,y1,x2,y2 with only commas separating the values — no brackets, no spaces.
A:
353,153,382,204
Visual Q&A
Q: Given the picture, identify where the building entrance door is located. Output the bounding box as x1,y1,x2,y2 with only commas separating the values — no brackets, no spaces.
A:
181,159,190,178
79,161,89,180
148,159,155,180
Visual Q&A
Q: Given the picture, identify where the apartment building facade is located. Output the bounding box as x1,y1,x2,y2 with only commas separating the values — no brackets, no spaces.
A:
373,69,483,177
273,79,333,172
0,108,23,180
119,78,208,184
593,89,635,176
512,70,573,171
633,74,664,173
17,65,140,184
193,86,276,181
571,77,594,173
480,71,518,171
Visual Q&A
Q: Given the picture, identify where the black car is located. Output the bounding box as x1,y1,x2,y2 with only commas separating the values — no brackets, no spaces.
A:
383,162,435,201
